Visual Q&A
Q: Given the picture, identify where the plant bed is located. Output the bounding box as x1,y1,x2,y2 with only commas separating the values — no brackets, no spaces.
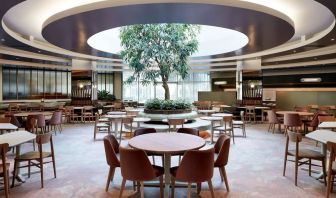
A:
144,108,192,114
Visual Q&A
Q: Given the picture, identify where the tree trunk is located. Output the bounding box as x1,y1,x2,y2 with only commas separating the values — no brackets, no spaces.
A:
162,80,170,100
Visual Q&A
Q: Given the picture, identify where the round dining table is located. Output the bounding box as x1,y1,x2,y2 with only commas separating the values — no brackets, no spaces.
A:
198,109,216,116
132,117,151,128
211,113,233,117
103,114,127,135
276,111,314,117
129,133,205,198
107,111,126,115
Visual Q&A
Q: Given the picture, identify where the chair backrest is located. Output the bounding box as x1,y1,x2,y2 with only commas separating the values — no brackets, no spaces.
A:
32,114,46,127
134,128,156,137
175,148,214,182
114,102,122,109
167,119,185,132
121,117,133,124
48,111,62,125
5,113,21,127
214,135,230,166
327,141,336,177
245,106,255,114
318,115,335,123
294,106,310,112
285,131,302,156
0,117,11,123
25,116,37,133
212,106,221,112
84,106,93,111
119,147,156,181
284,113,302,127
126,111,138,117
103,135,120,167
177,128,199,136
267,110,279,124
308,112,320,127
319,106,331,111
36,133,54,155
240,111,245,122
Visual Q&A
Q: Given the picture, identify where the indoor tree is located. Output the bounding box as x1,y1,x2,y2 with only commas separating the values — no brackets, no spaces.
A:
120,23,200,100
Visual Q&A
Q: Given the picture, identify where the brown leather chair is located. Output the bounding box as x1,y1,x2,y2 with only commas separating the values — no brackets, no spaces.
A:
12,133,56,188
267,110,283,133
0,117,11,123
303,112,319,132
0,143,10,198
326,141,336,198
119,147,164,198
5,113,21,128
134,128,156,137
46,111,63,135
170,148,215,198
284,113,302,135
177,128,199,136
283,131,326,186
103,135,120,192
214,135,230,192
167,118,185,132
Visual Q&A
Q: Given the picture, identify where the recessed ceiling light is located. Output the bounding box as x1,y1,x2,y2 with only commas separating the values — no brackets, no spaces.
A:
0,38,5,42
300,78,321,83
331,38,335,41
293,50,296,53
38,50,41,53
314,57,317,60
15,58,19,60
214,81,227,85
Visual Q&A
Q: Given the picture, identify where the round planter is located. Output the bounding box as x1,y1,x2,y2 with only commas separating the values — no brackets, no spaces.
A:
144,109,192,114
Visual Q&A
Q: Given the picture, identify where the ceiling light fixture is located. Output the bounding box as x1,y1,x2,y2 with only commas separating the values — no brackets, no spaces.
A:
331,38,335,41
300,78,321,83
214,81,227,85
0,38,5,42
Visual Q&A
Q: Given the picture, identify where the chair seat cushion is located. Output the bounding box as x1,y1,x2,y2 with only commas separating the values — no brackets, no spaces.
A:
17,151,52,160
288,149,325,159
232,120,244,125
152,165,164,177
199,131,210,139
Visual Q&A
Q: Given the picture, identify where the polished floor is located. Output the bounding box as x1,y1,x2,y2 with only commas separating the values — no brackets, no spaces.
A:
4,122,333,198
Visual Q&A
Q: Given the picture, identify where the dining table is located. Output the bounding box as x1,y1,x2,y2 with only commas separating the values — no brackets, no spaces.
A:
318,121,336,130
0,131,36,185
103,114,127,136
198,109,216,116
107,111,127,115
211,113,233,117
128,133,205,198
0,123,18,134
200,116,223,144
132,117,151,128
14,111,53,117
276,111,314,117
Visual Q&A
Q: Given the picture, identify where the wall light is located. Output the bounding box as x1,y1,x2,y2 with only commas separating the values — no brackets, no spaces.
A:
300,78,322,83
79,83,84,88
214,81,227,85
250,84,255,88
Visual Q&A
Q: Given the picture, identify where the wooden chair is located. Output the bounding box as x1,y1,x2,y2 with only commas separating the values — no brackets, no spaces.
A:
5,113,21,128
318,115,335,123
119,147,164,198
326,141,336,198
283,131,326,186
12,133,56,188
0,143,10,198
214,116,235,143
168,118,185,132
303,112,319,132
83,106,94,122
245,106,256,123
284,113,302,135
170,148,215,198
119,117,133,143
267,110,283,134
177,128,199,136
25,116,38,150
94,114,111,141
233,111,246,137
214,135,230,192
114,102,123,111
103,135,120,192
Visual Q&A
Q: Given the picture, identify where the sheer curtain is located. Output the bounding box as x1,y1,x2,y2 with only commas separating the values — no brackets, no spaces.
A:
122,72,210,102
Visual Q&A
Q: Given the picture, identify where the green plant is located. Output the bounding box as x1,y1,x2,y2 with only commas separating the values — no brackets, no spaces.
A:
97,90,115,101
145,99,191,110
120,24,200,100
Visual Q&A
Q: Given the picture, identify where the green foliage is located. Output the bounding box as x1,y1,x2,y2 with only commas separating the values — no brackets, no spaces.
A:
119,24,200,99
145,98,191,110
97,90,115,101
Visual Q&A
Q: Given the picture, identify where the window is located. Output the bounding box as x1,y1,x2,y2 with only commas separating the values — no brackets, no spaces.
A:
97,73,113,94
122,72,210,102
2,66,71,100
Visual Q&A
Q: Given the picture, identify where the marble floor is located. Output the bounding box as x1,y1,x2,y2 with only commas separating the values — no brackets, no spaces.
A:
3,123,333,198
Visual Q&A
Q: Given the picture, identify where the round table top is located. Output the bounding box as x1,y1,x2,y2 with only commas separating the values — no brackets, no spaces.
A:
107,111,127,115
200,116,222,121
14,111,53,117
198,110,216,113
126,109,143,112
162,118,188,123
211,113,233,117
133,117,151,122
276,111,314,116
73,106,84,110
128,133,205,154
238,106,270,109
103,114,127,119
219,105,231,108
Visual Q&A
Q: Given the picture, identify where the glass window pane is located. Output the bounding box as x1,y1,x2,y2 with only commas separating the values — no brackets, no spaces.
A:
9,68,17,99
37,70,44,97
2,68,10,100
17,69,25,99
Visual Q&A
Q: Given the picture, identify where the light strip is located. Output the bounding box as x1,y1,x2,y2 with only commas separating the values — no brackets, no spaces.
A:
300,78,322,83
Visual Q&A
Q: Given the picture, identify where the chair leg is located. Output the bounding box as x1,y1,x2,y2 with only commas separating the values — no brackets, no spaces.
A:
221,166,230,191
219,167,224,182
52,155,57,178
140,181,144,198
322,159,327,185
105,167,115,192
159,176,164,198
283,154,288,176
197,183,201,194
28,160,31,178
11,160,17,187
231,129,235,144
40,159,44,188
294,157,298,186
268,124,271,132
327,173,332,198
187,182,192,198
119,178,126,198
4,170,9,198
171,177,175,198
207,180,215,198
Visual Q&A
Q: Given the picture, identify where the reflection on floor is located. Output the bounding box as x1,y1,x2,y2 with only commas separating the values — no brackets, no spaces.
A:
5,123,331,198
